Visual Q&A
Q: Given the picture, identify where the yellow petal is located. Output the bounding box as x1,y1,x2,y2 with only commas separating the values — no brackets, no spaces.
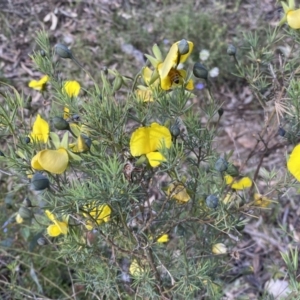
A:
160,42,179,79
167,183,190,203
142,67,153,85
28,75,49,91
146,151,166,167
63,81,81,97
287,144,300,180
129,259,144,276
231,177,252,190
31,152,44,170
287,9,300,29
53,220,68,235
30,114,49,143
212,243,227,255
130,123,172,157
36,149,69,174
253,193,272,208
63,107,70,119
45,210,56,222
156,234,169,243
185,78,194,90
16,214,23,224
224,175,234,185
136,89,153,102
178,41,194,64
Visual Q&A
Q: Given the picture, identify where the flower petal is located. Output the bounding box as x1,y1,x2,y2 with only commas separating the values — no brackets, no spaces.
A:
37,149,69,174
63,81,81,97
30,114,49,143
146,151,166,167
287,144,300,181
287,9,300,29
45,210,56,222
156,234,169,243
167,183,190,203
28,75,49,91
231,177,252,190
160,42,179,80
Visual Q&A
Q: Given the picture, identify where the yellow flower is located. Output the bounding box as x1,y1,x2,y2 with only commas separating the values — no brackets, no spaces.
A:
29,114,49,143
156,234,169,243
212,243,227,255
45,210,68,237
129,259,144,276
145,41,194,90
63,81,81,97
69,134,91,153
287,144,300,181
222,192,236,205
224,175,252,190
16,213,23,224
31,132,81,174
130,123,172,167
158,40,194,90
83,203,111,230
253,193,272,208
28,75,49,91
279,0,300,29
167,183,190,203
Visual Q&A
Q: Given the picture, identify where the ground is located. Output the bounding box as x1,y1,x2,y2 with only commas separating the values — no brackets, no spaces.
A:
0,0,298,299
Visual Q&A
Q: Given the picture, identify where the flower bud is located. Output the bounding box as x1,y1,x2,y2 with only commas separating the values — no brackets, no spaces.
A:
53,117,70,131
193,62,208,80
25,137,31,144
40,50,46,57
18,206,32,219
215,157,228,172
170,123,180,138
178,39,189,55
112,75,123,93
278,127,286,137
37,237,48,246
31,173,50,191
0,150,4,156
23,197,32,207
206,194,219,209
54,44,73,59
227,44,237,56
218,108,224,118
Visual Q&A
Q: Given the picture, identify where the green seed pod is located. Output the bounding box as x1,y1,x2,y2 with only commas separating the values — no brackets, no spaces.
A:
23,197,32,207
37,237,48,246
25,137,31,144
54,43,73,59
278,127,286,137
193,62,208,80
215,158,228,172
178,39,189,55
31,173,50,191
170,123,180,138
227,44,237,56
206,194,219,209
82,134,92,148
218,108,224,118
40,50,46,57
53,117,70,131
0,150,4,156
226,164,239,177
18,206,32,219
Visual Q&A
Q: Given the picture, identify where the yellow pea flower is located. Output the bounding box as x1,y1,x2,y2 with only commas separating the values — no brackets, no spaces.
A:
156,234,169,243
31,132,81,174
279,0,300,29
63,81,81,97
83,202,111,230
45,210,68,237
28,75,49,91
130,123,172,167
224,174,252,190
129,259,144,276
253,193,272,208
29,114,49,143
167,183,190,203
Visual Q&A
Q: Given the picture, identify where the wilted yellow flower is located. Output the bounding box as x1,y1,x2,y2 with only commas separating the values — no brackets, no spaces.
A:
167,183,190,203
28,75,49,91
69,134,91,153
212,243,227,255
279,0,300,29
253,193,272,208
129,259,144,276
16,213,23,224
287,144,300,181
45,210,68,237
222,192,236,205
225,175,252,190
63,81,81,97
29,114,49,143
130,123,172,167
83,202,111,230
31,132,81,174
